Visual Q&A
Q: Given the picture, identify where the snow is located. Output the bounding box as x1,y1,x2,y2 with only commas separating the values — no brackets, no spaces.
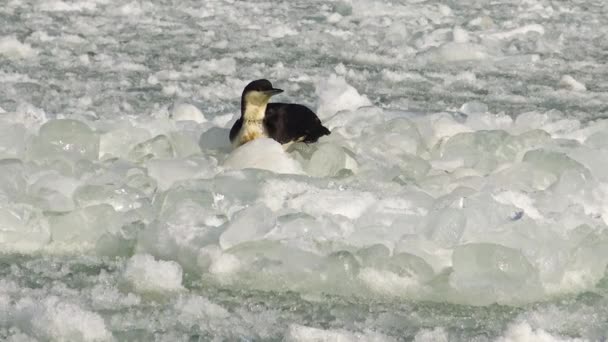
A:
123,254,184,293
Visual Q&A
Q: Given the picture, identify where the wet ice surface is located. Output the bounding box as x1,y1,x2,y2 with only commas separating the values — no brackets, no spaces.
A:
2,0,608,340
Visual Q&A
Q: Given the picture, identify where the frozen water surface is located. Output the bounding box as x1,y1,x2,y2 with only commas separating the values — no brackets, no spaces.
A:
1,0,608,340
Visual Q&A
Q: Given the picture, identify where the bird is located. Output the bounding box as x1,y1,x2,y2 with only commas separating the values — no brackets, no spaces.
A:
229,79,330,148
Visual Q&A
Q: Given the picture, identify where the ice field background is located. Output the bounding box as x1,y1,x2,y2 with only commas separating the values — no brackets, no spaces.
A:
1,0,608,340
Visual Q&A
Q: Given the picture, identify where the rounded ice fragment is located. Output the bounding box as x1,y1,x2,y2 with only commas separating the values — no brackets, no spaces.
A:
199,126,231,151
523,149,591,179
438,130,510,173
170,103,206,123
0,36,36,59
423,208,466,247
0,122,26,159
0,159,26,203
315,74,371,119
450,243,543,305
559,75,586,91
147,156,218,191
28,119,99,162
0,203,50,253
99,126,151,159
219,204,276,250
223,138,304,174
48,204,122,250
128,134,175,162
305,143,358,177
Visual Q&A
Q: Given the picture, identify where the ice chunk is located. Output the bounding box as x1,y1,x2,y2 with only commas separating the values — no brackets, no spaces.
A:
452,26,469,43
490,161,557,191
559,75,586,92
417,42,489,64
437,130,510,173
522,149,591,179
223,138,304,174
423,208,466,247
168,131,201,157
147,156,218,190
219,204,276,249
28,119,99,162
137,187,224,270
15,296,112,341
324,106,385,139
48,204,122,250
0,159,26,203
414,112,473,150
123,254,184,293
0,122,26,159
359,250,435,296
128,134,175,162
315,74,371,119
321,250,360,282
72,183,150,212
0,203,50,253
219,240,322,289
28,171,80,212
0,36,36,59
170,104,206,123
288,189,376,220
495,130,551,162
198,126,231,151
361,118,426,157
450,243,543,305
99,126,151,159
304,143,358,177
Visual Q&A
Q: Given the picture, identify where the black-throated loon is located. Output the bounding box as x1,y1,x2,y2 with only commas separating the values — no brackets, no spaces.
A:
229,79,331,148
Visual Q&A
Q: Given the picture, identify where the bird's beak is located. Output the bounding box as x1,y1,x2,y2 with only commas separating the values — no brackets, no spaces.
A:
265,88,283,96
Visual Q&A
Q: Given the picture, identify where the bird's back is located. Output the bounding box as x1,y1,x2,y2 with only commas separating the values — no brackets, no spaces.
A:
264,103,330,144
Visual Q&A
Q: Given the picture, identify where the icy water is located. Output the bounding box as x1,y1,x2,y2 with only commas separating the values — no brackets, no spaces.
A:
2,0,608,340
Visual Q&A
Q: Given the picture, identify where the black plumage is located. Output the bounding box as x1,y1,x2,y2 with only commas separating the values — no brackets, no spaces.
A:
229,79,331,147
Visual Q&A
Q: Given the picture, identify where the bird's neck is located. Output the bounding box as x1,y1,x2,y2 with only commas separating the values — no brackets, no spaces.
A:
242,102,268,122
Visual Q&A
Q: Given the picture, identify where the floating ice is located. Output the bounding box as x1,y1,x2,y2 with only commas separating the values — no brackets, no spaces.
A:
450,243,543,305
123,254,184,293
0,122,26,159
315,74,371,119
223,138,304,174
559,75,586,92
304,143,358,177
147,156,218,190
0,36,36,59
199,126,231,150
99,126,151,159
219,204,276,250
417,42,489,63
28,171,80,211
28,119,99,162
170,103,206,123
0,203,50,253
48,204,122,251
128,134,175,162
